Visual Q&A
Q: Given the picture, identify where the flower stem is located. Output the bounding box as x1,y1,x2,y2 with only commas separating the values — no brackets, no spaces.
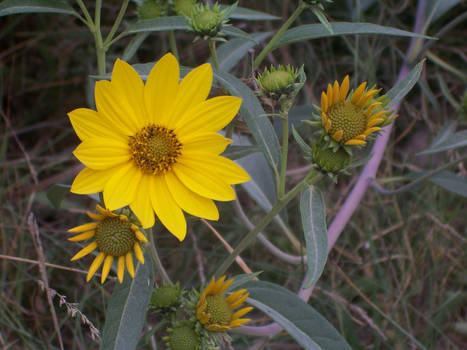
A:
148,228,173,285
215,171,323,277
253,1,307,69
93,0,106,75
104,0,130,47
168,31,179,60
75,0,94,29
209,40,220,70
278,114,289,199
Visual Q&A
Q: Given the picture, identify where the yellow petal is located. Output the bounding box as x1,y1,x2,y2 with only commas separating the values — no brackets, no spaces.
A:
180,152,250,185
332,80,339,102
367,118,384,128
211,275,226,294
367,110,387,122
345,139,366,145
101,255,113,283
87,211,105,220
181,132,232,155
173,162,235,201
71,167,118,195
229,318,250,327
94,80,138,136
110,59,147,128
68,108,127,142
363,126,381,136
73,138,130,170
364,102,382,117
134,229,148,243
129,174,155,229
165,171,219,220
117,256,125,283
125,252,135,278
232,306,253,320
86,252,105,282
226,289,246,303
217,278,234,294
169,63,213,127
230,292,249,309
144,53,180,126
339,75,350,101
68,231,95,242
103,163,142,211
325,119,332,132
176,96,242,136
322,112,328,127
321,92,328,112
355,134,366,140
68,222,97,233
71,241,98,261
326,84,333,106
150,175,187,241
332,129,344,142
351,82,367,104
358,89,378,108
134,242,144,264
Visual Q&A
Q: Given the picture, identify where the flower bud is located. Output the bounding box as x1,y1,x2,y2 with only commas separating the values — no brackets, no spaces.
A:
312,140,351,173
150,283,182,312
165,323,200,350
137,0,163,20
173,0,197,16
187,3,229,40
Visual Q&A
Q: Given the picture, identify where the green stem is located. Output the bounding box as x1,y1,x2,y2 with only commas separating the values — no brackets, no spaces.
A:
253,1,307,69
104,0,130,47
148,229,173,285
215,171,323,277
75,0,94,29
168,31,179,60
278,114,289,199
209,40,220,70
93,0,106,75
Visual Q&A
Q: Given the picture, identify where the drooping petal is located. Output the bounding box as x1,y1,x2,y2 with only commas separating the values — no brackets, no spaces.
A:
68,222,97,233
168,63,213,126
339,75,350,101
134,242,144,264
86,252,105,282
73,138,130,170
134,229,148,243
363,126,381,136
180,132,232,155
150,175,187,241
71,241,98,261
101,255,113,283
95,80,138,135
367,118,384,128
175,96,242,135
173,162,235,201
104,163,142,211
129,174,155,229
165,171,219,220
68,231,95,242
232,306,253,320
87,211,105,221
68,108,127,142
117,256,125,283
229,292,249,309
144,53,180,125
110,59,147,128
125,252,135,278
180,153,250,185
364,102,382,117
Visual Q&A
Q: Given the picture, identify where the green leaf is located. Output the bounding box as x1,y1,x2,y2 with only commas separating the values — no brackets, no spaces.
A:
0,0,78,17
300,185,328,288
428,171,467,198
222,26,256,42
226,272,262,292
46,184,70,209
215,32,272,72
122,32,149,61
418,127,467,155
386,59,425,109
124,16,188,35
275,22,434,49
214,70,281,177
310,6,333,34
244,281,352,350
427,0,462,22
222,145,259,160
226,5,280,21
100,255,153,350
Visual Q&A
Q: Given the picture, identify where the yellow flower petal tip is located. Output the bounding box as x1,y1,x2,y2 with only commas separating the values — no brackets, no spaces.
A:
67,205,146,283
68,54,250,240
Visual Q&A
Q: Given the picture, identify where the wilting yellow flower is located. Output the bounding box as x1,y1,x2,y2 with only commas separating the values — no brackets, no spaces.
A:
68,205,147,283
196,276,253,331
320,75,394,146
69,53,250,241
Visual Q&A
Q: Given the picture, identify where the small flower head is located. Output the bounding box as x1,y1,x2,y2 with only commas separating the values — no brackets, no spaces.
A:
150,283,182,312
68,205,147,283
196,276,253,332
165,323,201,350
256,65,301,100
187,3,229,40
173,0,197,16
319,75,396,148
137,0,163,20
312,140,351,173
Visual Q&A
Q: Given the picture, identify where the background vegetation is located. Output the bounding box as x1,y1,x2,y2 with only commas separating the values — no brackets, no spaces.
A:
1,0,466,349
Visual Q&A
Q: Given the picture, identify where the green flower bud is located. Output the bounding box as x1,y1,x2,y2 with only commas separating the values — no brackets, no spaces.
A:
174,0,197,16
150,283,182,311
256,65,302,101
165,324,200,350
312,140,351,173
137,0,163,20
187,3,229,39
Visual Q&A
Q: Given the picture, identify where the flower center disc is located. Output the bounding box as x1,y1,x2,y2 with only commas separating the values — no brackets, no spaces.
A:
129,124,182,175
95,217,135,256
205,295,232,326
327,102,367,142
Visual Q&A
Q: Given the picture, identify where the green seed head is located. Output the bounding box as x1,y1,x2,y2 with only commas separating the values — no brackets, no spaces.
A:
312,141,351,172
150,284,182,310
327,101,366,143
95,217,135,256
166,325,200,350
256,65,300,100
205,295,232,326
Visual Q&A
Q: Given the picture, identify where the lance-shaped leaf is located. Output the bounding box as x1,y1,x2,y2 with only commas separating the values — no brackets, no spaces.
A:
0,0,78,17
386,59,425,108
124,16,189,35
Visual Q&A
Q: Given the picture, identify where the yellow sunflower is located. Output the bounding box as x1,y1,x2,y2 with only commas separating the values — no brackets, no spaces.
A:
196,276,253,331
68,205,147,283
320,75,394,146
69,53,250,241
